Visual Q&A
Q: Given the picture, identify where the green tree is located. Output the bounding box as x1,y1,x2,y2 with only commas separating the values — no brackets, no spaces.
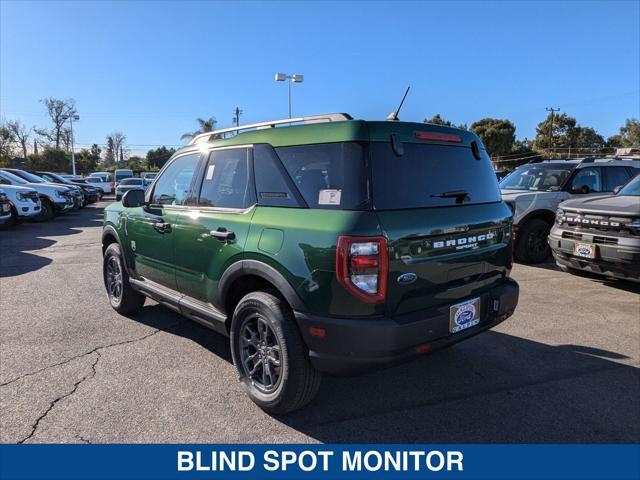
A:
573,127,605,150
470,118,516,157
534,112,578,151
75,144,101,174
424,114,453,126
0,124,15,166
181,117,217,141
25,147,70,172
146,146,176,169
606,134,623,148
619,118,640,147
127,155,146,170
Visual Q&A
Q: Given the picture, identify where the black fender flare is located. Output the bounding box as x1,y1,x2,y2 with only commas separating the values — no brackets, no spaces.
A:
217,259,305,312
101,224,122,251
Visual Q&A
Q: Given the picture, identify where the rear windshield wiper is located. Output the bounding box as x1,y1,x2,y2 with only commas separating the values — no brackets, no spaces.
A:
430,190,470,204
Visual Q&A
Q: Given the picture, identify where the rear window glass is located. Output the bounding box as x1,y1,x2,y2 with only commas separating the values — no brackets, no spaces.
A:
275,142,369,210
370,143,501,209
121,178,143,185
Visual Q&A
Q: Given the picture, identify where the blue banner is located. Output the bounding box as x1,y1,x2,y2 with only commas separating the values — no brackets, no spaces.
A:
1,444,638,480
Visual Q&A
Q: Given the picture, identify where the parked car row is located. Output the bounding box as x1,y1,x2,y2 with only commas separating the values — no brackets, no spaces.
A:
0,167,101,228
499,156,640,282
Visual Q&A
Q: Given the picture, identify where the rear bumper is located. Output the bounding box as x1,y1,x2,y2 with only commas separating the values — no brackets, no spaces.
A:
295,278,519,375
549,228,640,282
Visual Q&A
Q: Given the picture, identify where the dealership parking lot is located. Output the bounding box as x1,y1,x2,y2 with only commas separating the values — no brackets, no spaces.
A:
1,200,638,444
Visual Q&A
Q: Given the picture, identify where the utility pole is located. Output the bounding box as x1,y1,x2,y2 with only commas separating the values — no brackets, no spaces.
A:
546,107,560,158
233,107,243,127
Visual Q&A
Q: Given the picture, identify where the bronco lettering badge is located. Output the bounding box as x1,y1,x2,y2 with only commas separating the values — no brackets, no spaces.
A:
432,230,497,251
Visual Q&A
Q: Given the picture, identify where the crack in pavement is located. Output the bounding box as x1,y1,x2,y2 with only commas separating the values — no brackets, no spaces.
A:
17,352,100,444
0,321,182,388
13,321,183,443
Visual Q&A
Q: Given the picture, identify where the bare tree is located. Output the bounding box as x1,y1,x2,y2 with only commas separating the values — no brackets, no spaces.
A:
35,97,77,149
6,120,31,159
60,127,73,151
106,132,128,165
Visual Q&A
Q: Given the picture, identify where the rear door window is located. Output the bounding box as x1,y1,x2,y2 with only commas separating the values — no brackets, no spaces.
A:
198,148,255,209
370,142,500,209
567,167,603,193
275,142,369,210
253,144,303,208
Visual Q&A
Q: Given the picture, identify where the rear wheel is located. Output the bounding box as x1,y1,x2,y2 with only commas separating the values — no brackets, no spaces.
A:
515,218,551,264
231,291,321,415
103,243,145,314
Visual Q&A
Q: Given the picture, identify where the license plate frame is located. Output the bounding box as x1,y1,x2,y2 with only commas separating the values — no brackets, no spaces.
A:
574,243,596,259
449,297,481,334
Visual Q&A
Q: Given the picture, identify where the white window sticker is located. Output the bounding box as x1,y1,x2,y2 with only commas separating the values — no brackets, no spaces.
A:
206,165,215,180
318,189,342,205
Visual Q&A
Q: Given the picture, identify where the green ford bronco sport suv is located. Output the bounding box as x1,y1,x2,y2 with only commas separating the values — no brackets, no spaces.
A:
102,113,519,413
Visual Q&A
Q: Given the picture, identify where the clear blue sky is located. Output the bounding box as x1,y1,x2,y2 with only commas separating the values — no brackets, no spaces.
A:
1,0,639,155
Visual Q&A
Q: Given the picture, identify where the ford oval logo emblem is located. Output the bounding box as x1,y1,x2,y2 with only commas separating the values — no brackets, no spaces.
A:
397,272,417,285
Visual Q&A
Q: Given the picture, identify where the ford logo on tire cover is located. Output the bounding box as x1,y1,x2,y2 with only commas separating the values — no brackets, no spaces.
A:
397,272,417,285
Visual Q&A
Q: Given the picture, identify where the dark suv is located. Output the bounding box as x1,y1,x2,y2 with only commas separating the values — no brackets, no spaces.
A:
102,114,519,413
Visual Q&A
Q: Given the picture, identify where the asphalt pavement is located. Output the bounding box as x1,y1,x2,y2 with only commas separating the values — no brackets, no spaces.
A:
1,200,638,443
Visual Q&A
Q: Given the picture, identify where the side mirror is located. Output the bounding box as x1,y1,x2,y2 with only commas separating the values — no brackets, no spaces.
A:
122,189,145,208
613,185,622,195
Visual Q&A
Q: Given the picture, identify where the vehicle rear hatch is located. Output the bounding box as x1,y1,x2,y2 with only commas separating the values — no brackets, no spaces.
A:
367,126,513,316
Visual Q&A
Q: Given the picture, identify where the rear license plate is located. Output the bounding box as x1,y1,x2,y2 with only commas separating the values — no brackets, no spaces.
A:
449,297,481,334
574,243,596,259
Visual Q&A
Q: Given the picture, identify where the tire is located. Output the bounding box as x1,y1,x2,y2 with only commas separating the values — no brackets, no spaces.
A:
34,198,55,222
0,206,19,229
103,243,145,314
515,218,552,264
230,291,321,415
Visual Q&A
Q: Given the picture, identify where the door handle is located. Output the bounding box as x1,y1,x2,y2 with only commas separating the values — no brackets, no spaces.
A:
153,222,172,234
210,227,235,241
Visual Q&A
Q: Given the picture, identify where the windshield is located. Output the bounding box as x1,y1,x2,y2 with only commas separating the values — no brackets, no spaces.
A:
39,172,66,183
0,170,28,184
500,165,574,191
370,142,500,209
617,174,640,196
121,178,143,185
13,170,47,183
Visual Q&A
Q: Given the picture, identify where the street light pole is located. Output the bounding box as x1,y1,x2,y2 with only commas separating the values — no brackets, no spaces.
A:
66,114,80,175
275,73,304,118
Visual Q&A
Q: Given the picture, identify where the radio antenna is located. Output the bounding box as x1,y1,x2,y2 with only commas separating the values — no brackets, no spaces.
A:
386,86,410,121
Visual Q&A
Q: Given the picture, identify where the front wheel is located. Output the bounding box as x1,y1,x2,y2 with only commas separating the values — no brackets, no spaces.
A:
230,291,321,415
103,243,145,314
515,218,552,264
34,198,55,222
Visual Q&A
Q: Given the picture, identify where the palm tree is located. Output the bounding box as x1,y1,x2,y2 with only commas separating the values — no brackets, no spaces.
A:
180,117,217,141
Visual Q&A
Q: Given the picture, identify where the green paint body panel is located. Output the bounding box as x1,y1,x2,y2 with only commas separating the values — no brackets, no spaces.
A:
103,118,514,330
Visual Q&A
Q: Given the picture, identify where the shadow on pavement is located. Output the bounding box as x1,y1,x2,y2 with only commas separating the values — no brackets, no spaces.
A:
0,204,104,278
129,302,640,443
518,259,640,294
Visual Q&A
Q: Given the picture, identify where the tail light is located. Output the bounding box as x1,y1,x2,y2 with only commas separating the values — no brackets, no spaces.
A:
336,236,388,303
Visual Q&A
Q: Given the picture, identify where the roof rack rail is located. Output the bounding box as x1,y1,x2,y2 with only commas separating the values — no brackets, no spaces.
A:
188,113,353,145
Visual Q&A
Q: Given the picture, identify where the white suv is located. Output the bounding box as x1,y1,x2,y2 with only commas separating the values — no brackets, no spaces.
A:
500,158,640,263
0,169,74,221
0,184,42,225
